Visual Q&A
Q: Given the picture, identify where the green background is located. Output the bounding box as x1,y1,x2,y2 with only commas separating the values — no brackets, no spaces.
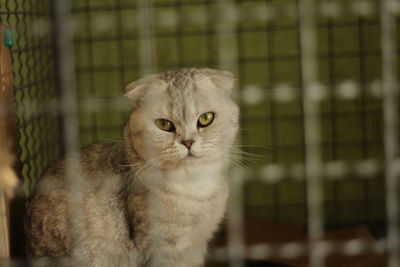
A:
70,0,387,227
3,0,390,228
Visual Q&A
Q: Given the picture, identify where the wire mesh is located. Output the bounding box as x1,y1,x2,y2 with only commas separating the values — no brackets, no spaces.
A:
1,0,62,196
1,0,398,265
70,0,386,227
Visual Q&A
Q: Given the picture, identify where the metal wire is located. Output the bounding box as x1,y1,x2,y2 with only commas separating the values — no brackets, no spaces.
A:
381,0,400,266
298,0,325,266
0,0,396,265
2,0,62,195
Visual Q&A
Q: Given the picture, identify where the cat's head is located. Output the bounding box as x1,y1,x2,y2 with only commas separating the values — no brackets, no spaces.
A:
124,68,239,169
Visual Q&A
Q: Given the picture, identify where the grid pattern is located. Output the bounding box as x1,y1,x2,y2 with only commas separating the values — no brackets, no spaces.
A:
71,0,387,228
1,0,63,196
2,0,399,265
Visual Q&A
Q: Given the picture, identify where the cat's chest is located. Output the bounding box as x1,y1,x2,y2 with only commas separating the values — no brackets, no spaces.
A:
148,167,227,221
145,163,228,229
147,182,228,249
132,163,229,259
143,162,227,199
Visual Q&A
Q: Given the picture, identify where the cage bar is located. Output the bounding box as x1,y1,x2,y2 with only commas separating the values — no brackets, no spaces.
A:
298,0,325,266
381,0,400,266
0,0,396,266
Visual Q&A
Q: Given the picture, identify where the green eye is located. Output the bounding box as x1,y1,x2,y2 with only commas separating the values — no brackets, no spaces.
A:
198,112,214,128
155,119,175,132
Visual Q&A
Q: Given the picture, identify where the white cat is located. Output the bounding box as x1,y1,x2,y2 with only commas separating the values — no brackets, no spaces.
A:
25,68,239,267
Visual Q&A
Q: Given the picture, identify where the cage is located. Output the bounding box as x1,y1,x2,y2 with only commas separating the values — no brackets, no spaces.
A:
0,0,398,266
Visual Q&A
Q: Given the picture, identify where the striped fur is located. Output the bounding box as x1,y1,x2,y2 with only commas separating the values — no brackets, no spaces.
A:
25,68,239,267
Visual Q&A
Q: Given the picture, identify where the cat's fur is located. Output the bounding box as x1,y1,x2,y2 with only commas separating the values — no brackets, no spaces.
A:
25,68,239,267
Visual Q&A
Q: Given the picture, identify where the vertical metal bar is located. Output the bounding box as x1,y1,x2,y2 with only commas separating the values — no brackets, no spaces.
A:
381,0,400,266
357,16,370,223
115,0,128,126
175,0,184,69
226,168,246,267
296,0,308,225
298,0,324,267
84,0,98,142
116,0,126,86
324,1,340,226
215,1,244,266
54,0,79,162
216,0,237,74
234,0,245,135
206,0,216,67
265,17,280,221
137,0,157,76
54,0,84,263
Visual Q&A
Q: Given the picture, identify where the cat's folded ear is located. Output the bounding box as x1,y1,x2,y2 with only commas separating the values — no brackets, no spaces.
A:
124,74,160,106
197,68,236,96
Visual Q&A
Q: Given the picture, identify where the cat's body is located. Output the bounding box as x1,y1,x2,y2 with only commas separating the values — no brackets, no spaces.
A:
25,68,239,267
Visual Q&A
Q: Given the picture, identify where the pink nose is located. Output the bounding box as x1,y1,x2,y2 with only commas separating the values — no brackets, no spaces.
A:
181,140,194,149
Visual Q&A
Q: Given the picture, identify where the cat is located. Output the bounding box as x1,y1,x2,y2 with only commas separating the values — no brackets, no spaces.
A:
25,68,239,267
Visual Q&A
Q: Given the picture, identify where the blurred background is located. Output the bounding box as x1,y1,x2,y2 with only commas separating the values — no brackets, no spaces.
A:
0,0,397,265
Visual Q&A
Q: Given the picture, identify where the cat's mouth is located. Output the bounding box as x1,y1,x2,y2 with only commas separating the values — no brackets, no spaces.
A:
187,151,199,158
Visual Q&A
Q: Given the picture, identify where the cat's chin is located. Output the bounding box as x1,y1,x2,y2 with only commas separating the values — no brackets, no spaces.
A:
179,153,202,163
182,153,223,165
158,154,218,170
184,153,202,162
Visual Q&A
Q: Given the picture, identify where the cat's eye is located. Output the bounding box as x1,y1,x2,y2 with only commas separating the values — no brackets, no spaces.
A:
198,112,214,128
155,119,175,132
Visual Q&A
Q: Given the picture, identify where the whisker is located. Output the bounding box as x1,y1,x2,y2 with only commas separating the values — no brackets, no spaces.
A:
231,144,277,151
202,140,269,165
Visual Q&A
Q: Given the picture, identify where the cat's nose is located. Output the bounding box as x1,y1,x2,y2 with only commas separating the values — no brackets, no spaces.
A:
181,140,194,149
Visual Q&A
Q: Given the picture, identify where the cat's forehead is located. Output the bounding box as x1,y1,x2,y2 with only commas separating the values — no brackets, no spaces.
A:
146,81,214,122
141,69,226,120
158,68,197,85
160,81,201,122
